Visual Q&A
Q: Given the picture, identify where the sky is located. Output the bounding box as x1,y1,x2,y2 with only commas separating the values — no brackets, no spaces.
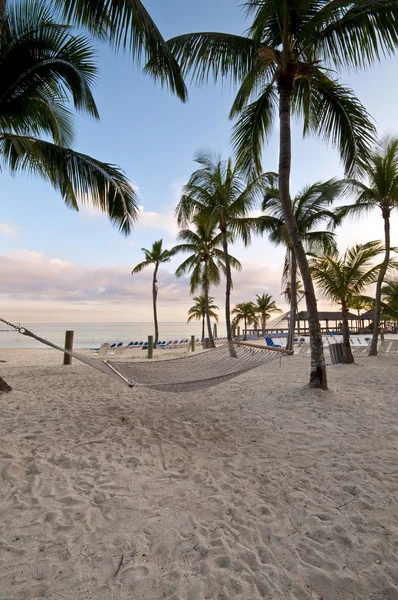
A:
1,0,398,323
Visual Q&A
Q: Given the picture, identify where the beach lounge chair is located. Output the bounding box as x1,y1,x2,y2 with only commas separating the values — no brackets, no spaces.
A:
265,336,281,348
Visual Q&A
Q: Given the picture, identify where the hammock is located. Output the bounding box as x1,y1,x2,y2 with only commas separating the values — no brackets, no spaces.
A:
0,318,291,392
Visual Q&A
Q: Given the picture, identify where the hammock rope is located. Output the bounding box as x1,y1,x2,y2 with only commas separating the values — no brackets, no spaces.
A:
0,318,292,392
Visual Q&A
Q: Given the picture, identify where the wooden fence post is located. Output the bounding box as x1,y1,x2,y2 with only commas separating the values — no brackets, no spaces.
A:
63,330,74,365
147,335,153,359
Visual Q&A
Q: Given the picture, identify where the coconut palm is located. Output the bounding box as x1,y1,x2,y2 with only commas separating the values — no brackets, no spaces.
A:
131,240,176,346
174,217,241,348
338,136,398,355
0,0,139,235
254,293,281,335
0,0,187,100
261,173,341,350
310,241,387,364
382,278,398,320
232,302,258,340
175,150,266,342
187,294,219,341
167,1,398,388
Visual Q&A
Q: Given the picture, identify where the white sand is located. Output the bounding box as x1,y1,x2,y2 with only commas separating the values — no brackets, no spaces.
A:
0,349,398,600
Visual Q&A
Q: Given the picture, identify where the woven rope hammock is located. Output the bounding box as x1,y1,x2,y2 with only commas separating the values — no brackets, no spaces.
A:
0,318,291,392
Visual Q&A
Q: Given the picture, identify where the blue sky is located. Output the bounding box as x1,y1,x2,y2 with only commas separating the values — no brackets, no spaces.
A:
1,0,398,323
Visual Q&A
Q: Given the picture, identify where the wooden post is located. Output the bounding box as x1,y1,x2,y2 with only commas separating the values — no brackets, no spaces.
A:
63,330,74,365
147,335,153,359
237,326,240,341
213,323,217,339
190,335,195,352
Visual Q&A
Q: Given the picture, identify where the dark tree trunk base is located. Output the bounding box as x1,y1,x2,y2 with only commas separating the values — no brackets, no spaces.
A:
308,366,328,390
0,376,12,393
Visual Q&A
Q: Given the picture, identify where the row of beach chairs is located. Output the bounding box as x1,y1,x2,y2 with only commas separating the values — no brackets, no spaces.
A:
295,339,398,357
91,336,230,357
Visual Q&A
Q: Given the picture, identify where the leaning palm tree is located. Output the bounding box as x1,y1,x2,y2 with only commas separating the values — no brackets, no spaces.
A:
0,0,187,100
176,150,265,342
0,0,139,235
262,174,341,350
173,217,241,347
338,136,398,356
232,302,258,340
168,1,398,388
131,240,175,346
187,295,219,341
310,241,387,364
254,293,281,335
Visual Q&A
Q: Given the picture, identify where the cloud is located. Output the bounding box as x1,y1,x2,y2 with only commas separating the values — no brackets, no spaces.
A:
0,249,291,322
136,204,178,236
0,223,17,237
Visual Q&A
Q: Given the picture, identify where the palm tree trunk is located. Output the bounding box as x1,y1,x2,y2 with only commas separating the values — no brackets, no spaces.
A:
202,315,205,341
278,81,327,389
220,227,233,341
244,317,247,341
152,264,159,346
287,249,297,352
262,316,265,336
0,0,6,48
204,280,215,348
369,212,390,356
0,375,12,392
341,303,354,363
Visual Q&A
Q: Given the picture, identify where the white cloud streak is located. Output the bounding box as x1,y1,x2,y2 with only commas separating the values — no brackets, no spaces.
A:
0,223,17,237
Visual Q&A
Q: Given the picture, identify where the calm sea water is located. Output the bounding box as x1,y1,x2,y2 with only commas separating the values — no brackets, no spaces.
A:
0,322,227,349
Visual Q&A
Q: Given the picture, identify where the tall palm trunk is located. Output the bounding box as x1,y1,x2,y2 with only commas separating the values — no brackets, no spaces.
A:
152,263,159,346
369,210,390,356
201,315,205,341
278,80,327,389
0,375,12,393
203,279,215,348
262,315,266,336
220,226,233,341
287,249,297,352
341,302,354,363
244,317,247,340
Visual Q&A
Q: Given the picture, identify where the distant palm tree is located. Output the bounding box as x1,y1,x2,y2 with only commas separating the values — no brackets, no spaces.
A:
176,150,265,341
167,0,394,388
232,302,258,340
187,295,219,341
0,0,139,234
381,278,398,322
254,293,281,335
310,241,386,364
174,217,241,347
261,174,341,350
131,240,175,346
338,137,398,355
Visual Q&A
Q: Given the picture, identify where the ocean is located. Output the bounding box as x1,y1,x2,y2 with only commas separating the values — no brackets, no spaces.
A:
0,322,227,349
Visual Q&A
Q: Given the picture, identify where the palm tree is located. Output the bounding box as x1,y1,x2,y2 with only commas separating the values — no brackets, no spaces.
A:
131,240,175,346
176,150,265,342
382,278,398,322
173,217,241,347
310,241,386,364
0,0,186,101
254,293,281,335
261,174,342,350
232,302,258,340
0,0,139,235
187,294,219,341
338,137,398,356
168,1,398,388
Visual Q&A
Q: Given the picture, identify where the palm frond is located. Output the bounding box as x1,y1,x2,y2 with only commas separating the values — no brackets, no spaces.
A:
55,0,187,100
0,133,139,234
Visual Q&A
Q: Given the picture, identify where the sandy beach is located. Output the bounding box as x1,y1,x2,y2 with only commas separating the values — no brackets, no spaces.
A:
0,349,398,600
